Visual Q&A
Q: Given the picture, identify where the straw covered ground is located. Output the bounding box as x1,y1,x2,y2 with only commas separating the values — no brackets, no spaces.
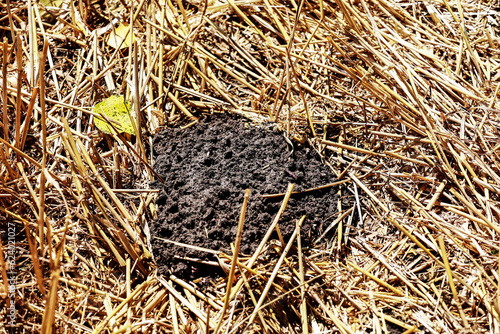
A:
1,0,500,332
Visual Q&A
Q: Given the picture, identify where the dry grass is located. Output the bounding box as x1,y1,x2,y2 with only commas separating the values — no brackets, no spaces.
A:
1,0,500,332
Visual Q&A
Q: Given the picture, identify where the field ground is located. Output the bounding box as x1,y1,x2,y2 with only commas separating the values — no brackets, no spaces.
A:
1,0,500,333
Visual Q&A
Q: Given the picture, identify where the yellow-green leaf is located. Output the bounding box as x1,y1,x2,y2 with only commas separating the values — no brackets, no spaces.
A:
106,23,136,49
93,95,136,135
40,0,65,8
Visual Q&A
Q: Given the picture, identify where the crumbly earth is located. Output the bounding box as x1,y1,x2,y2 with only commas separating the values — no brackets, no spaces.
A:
150,113,342,278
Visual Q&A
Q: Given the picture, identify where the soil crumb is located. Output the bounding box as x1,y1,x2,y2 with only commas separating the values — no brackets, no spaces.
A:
151,113,341,278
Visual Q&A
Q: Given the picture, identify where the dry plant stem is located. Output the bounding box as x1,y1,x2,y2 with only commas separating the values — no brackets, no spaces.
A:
244,215,305,332
27,0,36,88
132,41,146,165
245,183,295,269
156,237,218,254
237,263,269,333
41,221,68,334
169,275,222,310
2,38,8,141
158,1,166,112
437,236,469,329
261,179,350,198
169,291,180,334
228,183,296,303
229,274,324,334
316,207,354,243
91,281,149,334
19,86,39,151
297,218,308,334
16,164,45,297
159,276,216,328
0,236,9,297
4,0,16,36
126,258,132,327
310,289,355,334
26,40,49,297
373,197,499,320
426,181,447,210
168,44,188,117
14,38,23,147
214,189,250,334
347,261,404,296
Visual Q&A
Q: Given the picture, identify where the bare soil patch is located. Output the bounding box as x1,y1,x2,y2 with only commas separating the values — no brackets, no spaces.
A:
151,113,344,278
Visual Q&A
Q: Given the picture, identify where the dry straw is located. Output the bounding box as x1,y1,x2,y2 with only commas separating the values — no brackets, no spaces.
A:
0,0,499,332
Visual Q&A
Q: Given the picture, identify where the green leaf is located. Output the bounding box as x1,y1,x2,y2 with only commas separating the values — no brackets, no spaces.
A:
93,95,136,135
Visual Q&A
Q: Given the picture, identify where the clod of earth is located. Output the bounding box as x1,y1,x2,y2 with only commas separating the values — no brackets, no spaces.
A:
151,114,346,279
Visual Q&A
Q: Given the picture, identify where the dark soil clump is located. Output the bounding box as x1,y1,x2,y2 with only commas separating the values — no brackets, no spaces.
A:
151,113,342,279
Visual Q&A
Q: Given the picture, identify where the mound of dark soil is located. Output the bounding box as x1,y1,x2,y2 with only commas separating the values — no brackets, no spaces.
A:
151,114,342,278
